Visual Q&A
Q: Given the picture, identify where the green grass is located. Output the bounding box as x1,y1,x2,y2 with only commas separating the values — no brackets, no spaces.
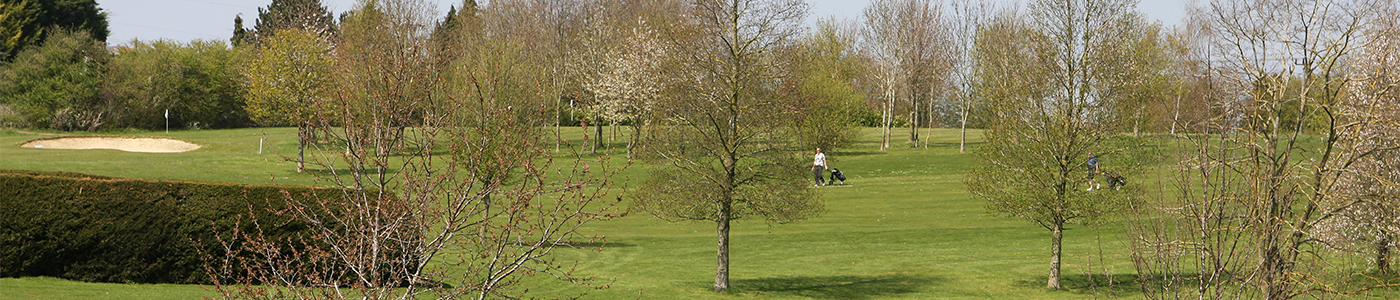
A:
0,126,1379,299
0,127,320,186
0,277,212,300
529,128,1142,299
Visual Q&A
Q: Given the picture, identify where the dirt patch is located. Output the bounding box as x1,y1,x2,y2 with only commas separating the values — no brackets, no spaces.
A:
20,136,201,153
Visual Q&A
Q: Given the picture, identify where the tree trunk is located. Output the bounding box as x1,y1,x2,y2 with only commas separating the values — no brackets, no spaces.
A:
627,124,641,160
1133,109,1142,137
924,98,933,149
882,97,893,151
1048,221,1063,290
556,103,562,152
297,125,307,173
880,102,888,151
959,112,968,153
714,201,731,292
1380,234,1392,274
908,104,918,147
1170,95,1181,135
595,116,605,153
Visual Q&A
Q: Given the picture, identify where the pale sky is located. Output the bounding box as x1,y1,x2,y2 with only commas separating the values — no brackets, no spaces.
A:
99,0,1189,44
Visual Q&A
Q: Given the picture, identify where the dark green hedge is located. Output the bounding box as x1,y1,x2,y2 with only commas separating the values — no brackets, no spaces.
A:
0,170,338,284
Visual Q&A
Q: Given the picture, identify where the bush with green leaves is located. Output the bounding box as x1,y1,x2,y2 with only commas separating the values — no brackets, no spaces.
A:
103,39,249,129
0,28,108,130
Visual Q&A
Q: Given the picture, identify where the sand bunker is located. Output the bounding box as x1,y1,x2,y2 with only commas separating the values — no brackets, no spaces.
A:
20,136,201,153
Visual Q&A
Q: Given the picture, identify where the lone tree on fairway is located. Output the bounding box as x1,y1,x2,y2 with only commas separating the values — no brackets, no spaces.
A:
636,0,822,293
964,0,1148,290
243,28,333,172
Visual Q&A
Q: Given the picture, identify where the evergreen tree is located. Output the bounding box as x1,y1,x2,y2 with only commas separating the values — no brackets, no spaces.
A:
0,0,30,59
430,5,458,51
230,14,249,46
429,1,482,68
430,1,480,47
250,0,336,42
0,0,109,62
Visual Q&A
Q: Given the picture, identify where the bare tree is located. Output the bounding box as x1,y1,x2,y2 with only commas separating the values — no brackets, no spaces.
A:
636,0,822,293
947,0,996,153
207,1,626,299
1126,0,1398,299
862,0,950,150
862,0,905,151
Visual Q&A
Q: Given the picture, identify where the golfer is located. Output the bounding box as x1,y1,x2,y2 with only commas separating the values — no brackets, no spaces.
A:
1086,152,1100,191
813,147,827,187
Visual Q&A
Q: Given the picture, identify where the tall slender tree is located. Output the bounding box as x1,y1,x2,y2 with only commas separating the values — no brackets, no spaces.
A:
637,0,822,292
230,14,250,46
966,0,1146,290
947,0,995,153
863,0,950,150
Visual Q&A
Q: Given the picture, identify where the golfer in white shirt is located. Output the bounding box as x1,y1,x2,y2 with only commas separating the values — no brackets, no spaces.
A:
812,147,827,187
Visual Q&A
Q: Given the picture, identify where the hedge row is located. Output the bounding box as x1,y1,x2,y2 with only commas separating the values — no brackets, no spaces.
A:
0,170,339,284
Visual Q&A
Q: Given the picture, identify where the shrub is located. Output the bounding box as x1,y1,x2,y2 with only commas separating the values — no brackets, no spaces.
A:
0,170,338,284
0,29,109,131
0,104,24,128
103,39,250,129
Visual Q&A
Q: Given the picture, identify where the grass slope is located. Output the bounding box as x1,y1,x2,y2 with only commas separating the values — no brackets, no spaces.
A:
1,126,1377,299
536,128,1139,299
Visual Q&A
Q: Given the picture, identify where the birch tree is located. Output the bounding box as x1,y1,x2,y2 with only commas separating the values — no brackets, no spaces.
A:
948,0,995,153
862,0,949,150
